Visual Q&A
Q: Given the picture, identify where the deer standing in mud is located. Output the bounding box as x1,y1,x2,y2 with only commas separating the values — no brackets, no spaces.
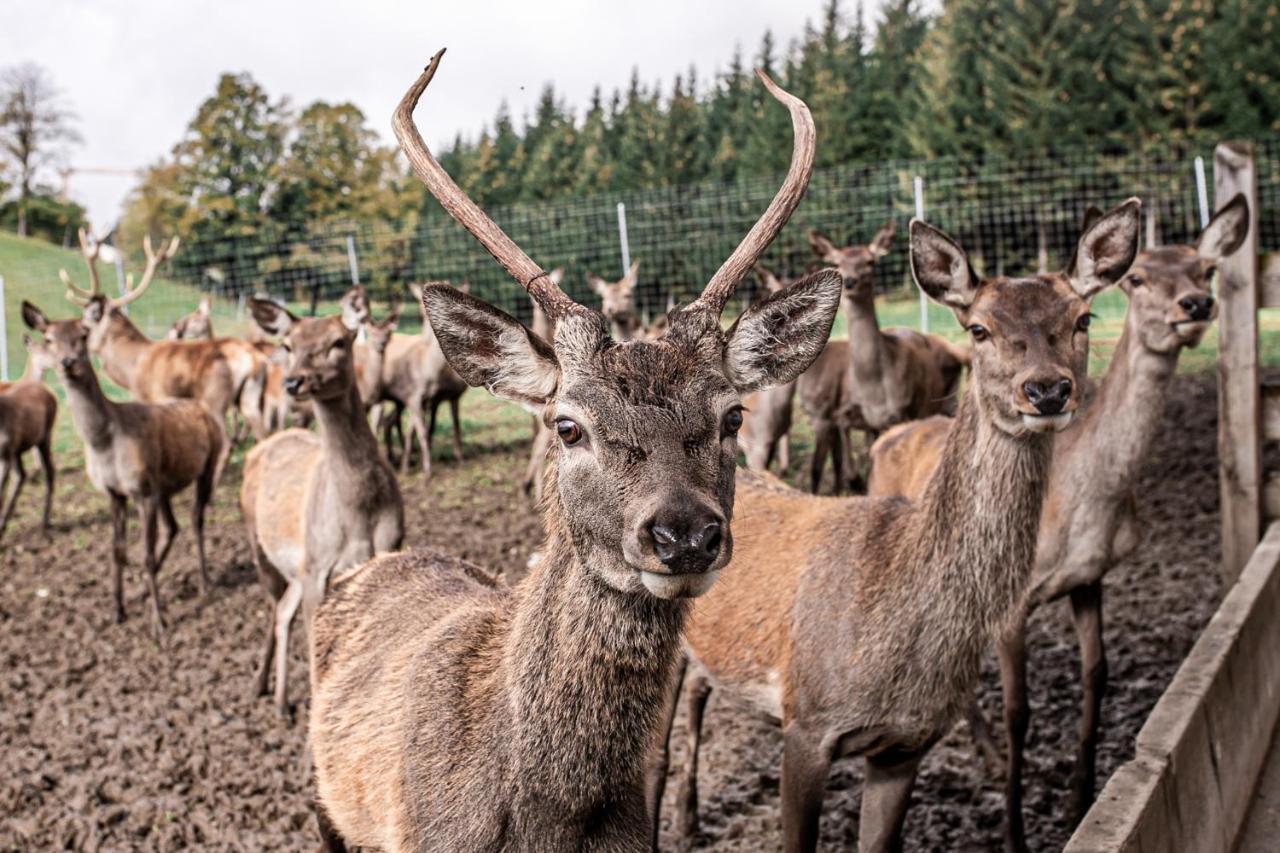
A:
239,295,403,719
865,196,1249,851
23,302,223,639
798,222,968,493
0,339,57,544
654,200,1141,853
307,50,838,852
740,264,799,473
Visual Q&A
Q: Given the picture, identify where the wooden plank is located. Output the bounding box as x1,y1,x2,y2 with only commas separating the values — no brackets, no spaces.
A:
1262,252,1280,309
1264,380,1280,443
1216,141,1262,583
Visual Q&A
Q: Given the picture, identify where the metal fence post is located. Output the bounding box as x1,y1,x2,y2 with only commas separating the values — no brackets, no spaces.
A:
0,275,8,382
913,175,928,333
1194,156,1211,229
616,202,632,277
347,235,360,285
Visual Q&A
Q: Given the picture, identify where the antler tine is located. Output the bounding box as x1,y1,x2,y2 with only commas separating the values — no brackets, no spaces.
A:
62,226,103,304
393,50,577,319
115,232,180,307
690,70,816,315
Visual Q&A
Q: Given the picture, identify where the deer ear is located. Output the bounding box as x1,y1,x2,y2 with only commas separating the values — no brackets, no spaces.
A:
548,267,565,286
623,259,640,289
1073,197,1141,299
807,229,837,259
198,295,212,315
422,285,559,412
250,298,296,337
587,273,606,296
21,300,48,332
724,269,842,393
909,220,979,309
81,296,107,326
868,220,896,259
1198,194,1250,263
340,286,368,331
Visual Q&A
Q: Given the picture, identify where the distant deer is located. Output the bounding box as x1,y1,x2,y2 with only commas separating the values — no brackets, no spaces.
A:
307,50,838,852
798,222,969,493
23,301,223,639
166,295,214,340
239,294,402,719
740,264,798,472
589,259,642,341
655,200,1141,853
865,196,1249,851
353,307,399,412
61,232,239,478
0,340,57,543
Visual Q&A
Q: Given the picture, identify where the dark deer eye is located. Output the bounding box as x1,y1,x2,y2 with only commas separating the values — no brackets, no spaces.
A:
556,419,583,446
968,324,990,343
722,407,744,436
1128,273,1145,288
1075,313,1093,333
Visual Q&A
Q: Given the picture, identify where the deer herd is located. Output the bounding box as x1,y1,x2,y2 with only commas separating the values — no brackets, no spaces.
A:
1,47,1255,853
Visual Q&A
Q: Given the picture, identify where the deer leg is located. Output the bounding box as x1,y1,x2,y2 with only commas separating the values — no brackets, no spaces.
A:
966,701,1006,781
408,396,432,478
250,546,283,699
0,455,24,543
155,494,180,572
37,440,54,533
829,426,847,496
778,431,791,473
645,655,687,852
193,462,215,594
859,748,925,853
675,668,713,839
449,395,463,461
999,612,1031,853
809,420,832,494
780,723,833,853
138,496,167,640
110,493,129,624
1069,581,1106,825
273,578,304,721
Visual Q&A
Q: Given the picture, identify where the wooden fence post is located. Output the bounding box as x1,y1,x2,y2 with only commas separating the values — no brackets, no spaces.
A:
1216,141,1261,584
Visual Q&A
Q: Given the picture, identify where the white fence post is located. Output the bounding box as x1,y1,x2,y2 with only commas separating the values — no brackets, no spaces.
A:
616,202,632,277
0,275,8,382
1195,156,1211,229
913,175,928,333
347,235,360,285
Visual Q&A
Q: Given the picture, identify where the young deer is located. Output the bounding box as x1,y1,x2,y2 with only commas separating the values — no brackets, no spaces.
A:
865,196,1249,851
589,259,642,341
22,301,223,639
353,307,399,411
657,200,1141,853
239,296,403,718
798,222,969,493
0,340,57,543
167,295,214,340
307,50,838,851
740,264,798,473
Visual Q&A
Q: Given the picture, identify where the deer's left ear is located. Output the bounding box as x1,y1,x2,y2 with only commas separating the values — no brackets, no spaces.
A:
868,220,896,259
910,220,979,310
1073,197,1141,299
724,269,841,393
21,300,48,332
250,298,297,337
1198,194,1250,263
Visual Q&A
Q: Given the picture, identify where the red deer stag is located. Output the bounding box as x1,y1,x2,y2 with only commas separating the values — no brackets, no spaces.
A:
239,295,403,719
798,222,968,493
865,195,1249,851
656,200,1141,853
23,302,223,639
739,264,798,472
0,339,57,543
307,50,838,851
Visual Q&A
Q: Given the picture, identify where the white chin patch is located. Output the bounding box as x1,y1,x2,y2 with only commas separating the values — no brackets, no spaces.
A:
1021,412,1074,433
640,570,721,600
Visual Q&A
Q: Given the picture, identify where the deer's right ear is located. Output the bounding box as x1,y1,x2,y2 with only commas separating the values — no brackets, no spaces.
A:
724,269,841,393
807,229,837,259
909,220,978,310
1072,197,1141,299
250,298,296,337
587,273,606,296
422,285,559,411
21,300,48,332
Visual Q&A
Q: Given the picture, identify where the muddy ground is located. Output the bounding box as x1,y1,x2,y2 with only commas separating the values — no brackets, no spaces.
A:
1,374,1225,851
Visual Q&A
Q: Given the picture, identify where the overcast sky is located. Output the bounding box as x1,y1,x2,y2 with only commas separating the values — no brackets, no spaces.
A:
4,0,895,226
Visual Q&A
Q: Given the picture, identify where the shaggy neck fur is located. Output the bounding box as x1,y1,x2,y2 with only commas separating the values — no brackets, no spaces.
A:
62,367,117,450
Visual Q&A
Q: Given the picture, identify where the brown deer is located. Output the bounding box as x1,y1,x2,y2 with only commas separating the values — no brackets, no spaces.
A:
798,222,969,493
740,264,798,472
0,340,57,543
865,195,1249,851
239,295,403,719
22,301,223,639
307,50,838,852
589,259,642,341
353,307,399,411
61,232,237,478
166,295,213,340
656,200,1141,853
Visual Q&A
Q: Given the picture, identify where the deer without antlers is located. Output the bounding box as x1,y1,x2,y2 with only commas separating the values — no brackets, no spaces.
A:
739,264,800,473
353,305,399,412
0,340,57,544
798,222,969,493
865,195,1249,851
23,302,223,639
239,292,403,719
653,200,1142,853
307,49,838,852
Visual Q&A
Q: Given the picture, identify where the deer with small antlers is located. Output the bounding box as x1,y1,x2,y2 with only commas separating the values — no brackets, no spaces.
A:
798,222,969,493
865,196,1249,851
23,302,223,639
0,340,57,544
653,200,1142,853
739,264,799,473
307,50,838,852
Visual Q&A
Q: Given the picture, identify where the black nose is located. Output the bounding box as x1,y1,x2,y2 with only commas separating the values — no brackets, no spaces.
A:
284,376,304,396
1179,294,1214,321
649,513,723,574
1024,378,1073,415
60,357,76,370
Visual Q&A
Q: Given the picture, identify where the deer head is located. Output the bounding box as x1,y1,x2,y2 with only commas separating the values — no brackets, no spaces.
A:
588,260,640,326
250,299,361,403
167,295,214,340
1118,194,1248,355
365,308,400,354
909,199,1141,436
64,232,181,333
21,302,93,385
754,264,792,298
396,50,839,600
807,220,896,297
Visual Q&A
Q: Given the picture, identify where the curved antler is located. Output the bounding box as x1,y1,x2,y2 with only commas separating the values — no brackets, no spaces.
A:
688,71,816,316
61,226,103,305
115,234,181,307
393,50,579,320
